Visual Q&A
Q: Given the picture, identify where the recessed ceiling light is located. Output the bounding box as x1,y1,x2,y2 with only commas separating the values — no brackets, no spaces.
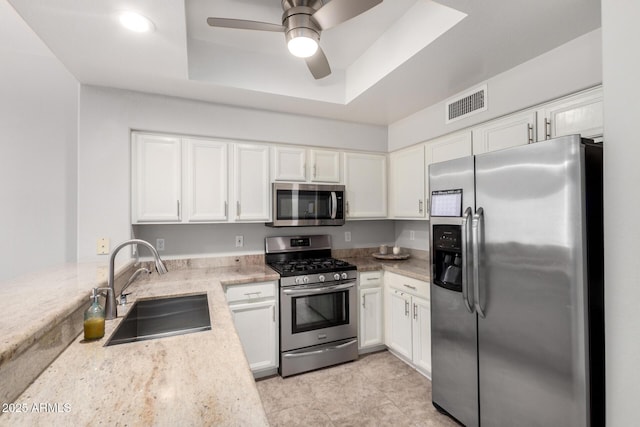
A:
119,11,154,33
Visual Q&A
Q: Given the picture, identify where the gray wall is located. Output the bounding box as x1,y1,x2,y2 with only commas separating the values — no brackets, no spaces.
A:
0,2,78,281
133,220,396,258
602,1,640,424
394,220,429,251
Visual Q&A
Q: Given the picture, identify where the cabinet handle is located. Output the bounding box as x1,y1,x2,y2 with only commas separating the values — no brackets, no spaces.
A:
236,201,240,218
404,300,409,316
418,199,423,214
527,124,534,144
413,303,418,320
313,164,317,179
426,197,430,215
272,305,275,322
346,201,350,214
545,118,551,140
366,277,378,281
224,201,228,217
403,284,417,290
362,294,366,308
244,291,262,297
177,200,180,217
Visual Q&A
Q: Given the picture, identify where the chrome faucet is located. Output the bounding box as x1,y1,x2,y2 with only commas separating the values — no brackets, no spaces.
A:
105,239,168,320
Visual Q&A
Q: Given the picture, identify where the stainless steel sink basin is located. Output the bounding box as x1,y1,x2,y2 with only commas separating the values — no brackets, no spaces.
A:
105,293,211,346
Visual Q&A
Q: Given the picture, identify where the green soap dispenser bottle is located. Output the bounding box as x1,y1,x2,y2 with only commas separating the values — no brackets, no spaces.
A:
84,288,105,340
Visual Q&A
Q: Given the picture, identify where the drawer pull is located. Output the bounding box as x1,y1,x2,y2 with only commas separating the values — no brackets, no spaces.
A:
244,291,262,297
403,284,417,290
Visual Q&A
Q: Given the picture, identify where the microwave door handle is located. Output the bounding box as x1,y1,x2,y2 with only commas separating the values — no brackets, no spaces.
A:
330,192,337,219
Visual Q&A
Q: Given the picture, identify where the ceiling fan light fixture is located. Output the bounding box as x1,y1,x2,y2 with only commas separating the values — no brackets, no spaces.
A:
119,11,155,33
286,27,319,58
288,36,318,58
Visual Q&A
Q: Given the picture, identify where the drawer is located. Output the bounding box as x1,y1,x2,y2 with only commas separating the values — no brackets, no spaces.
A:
226,281,277,303
359,271,383,287
385,271,429,300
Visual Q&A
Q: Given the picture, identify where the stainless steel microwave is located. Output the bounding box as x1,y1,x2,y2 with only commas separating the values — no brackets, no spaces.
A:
267,183,345,227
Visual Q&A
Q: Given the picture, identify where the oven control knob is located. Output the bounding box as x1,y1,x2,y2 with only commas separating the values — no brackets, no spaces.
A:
333,273,340,281
341,272,348,280
295,277,302,285
303,276,309,284
318,275,326,282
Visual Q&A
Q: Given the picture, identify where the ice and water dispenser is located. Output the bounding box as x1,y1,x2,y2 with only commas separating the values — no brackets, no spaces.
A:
432,225,463,292
430,189,464,292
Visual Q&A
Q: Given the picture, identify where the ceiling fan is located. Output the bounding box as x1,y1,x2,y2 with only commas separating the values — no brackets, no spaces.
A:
207,0,383,80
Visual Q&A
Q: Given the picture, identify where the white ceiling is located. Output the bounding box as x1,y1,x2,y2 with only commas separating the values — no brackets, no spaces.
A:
7,0,601,125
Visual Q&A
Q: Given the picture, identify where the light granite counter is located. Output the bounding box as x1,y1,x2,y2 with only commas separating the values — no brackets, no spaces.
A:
1,265,278,426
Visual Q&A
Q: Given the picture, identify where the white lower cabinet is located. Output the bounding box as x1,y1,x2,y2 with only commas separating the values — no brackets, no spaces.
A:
384,272,431,377
358,271,384,352
225,281,278,378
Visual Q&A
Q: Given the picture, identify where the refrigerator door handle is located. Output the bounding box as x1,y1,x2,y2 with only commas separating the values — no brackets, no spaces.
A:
472,207,487,318
461,207,475,313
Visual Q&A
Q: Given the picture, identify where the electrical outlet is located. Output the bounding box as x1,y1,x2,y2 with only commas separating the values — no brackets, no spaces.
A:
345,231,351,242
235,235,244,247
156,238,165,251
97,237,109,255
410,230,415,241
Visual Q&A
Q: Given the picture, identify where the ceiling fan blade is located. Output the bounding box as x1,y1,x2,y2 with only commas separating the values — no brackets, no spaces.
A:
312,0,383,30
305,47,331,80
207,17,284,32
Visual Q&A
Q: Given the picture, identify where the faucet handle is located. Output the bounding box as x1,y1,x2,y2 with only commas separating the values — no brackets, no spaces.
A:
119,292,131,306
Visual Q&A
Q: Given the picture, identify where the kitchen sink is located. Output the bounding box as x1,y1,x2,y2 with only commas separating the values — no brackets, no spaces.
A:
105,293,211,346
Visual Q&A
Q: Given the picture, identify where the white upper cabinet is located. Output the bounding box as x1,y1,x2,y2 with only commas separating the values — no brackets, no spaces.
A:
184,139,228,222
424,131,472,216
472,109,537,155
272,146,307,182
310,149,341,183
344,152,387,219
536,86,603,141
233,144,270,221
389,145,425,219
132,133,182,223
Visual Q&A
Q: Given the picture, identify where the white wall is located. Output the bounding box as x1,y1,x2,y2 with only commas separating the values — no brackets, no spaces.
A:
602,1,640,425
0,1,78,281
388,29,603,150
77,86,387,261
394,220,429,251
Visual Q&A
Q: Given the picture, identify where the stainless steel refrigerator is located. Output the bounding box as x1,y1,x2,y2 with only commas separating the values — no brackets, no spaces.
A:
428,135,604,427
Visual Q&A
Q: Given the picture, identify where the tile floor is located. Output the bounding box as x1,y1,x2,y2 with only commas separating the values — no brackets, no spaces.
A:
256,351,459,427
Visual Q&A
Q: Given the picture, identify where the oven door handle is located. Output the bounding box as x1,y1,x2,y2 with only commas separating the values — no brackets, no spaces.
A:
282,281,355,297
282,339,358,358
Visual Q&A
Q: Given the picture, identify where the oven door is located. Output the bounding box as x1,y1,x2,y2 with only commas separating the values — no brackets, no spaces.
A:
280,280,357,351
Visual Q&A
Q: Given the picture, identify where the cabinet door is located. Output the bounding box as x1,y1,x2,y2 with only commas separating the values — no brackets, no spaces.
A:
386,289,412,359
310,149,341,182
344,152,387,219
132,133,182,222
425,131,472,216
184,139,228,222
229,300,278,372
389,145,425,218
233,144,270,221
359,286,384,349
472,110,536,155
273,146,306,182
536,86,603,141
411,295,432,377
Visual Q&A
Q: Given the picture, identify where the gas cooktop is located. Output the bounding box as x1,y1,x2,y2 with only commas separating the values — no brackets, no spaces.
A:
268,257,355,277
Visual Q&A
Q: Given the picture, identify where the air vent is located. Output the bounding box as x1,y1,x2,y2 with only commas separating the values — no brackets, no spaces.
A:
446,84,487,124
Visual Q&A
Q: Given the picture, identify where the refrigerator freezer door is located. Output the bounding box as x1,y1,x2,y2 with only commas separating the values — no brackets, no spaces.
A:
429,156,478,427
474,135,589,426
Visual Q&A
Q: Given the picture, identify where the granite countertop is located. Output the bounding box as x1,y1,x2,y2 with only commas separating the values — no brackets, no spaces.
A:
346,256,430,282
2,266,278,426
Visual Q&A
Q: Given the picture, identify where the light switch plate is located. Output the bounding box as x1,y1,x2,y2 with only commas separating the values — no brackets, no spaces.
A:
345,231,351,242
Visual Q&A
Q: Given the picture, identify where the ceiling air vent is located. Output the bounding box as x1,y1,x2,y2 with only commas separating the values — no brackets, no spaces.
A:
446,84,487,124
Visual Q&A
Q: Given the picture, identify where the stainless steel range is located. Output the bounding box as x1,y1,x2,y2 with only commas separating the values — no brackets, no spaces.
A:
265,235,358,377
